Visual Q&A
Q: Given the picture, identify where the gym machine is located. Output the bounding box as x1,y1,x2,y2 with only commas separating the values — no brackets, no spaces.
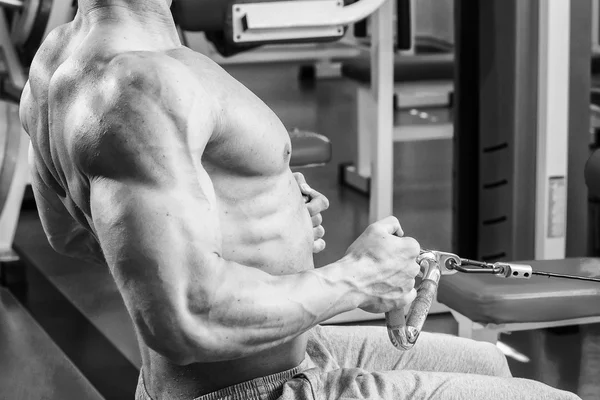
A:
0,0,75,284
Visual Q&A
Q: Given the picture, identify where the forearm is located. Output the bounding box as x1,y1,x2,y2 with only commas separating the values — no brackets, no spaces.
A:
179,256,359,363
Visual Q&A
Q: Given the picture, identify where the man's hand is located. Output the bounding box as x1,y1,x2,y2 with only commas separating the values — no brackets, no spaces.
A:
343,216,421,314
293,172,329,253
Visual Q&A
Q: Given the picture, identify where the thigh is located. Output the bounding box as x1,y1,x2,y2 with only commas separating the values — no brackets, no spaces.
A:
313,325,511,377
305,368,581,400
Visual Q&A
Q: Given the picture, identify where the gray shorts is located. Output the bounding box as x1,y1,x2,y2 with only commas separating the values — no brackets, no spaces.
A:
136,325,580,400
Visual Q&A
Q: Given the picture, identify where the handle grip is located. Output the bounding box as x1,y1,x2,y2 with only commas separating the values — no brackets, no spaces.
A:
385,252,442,350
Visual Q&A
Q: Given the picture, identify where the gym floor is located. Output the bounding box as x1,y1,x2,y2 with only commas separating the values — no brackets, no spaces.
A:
4,62,594,399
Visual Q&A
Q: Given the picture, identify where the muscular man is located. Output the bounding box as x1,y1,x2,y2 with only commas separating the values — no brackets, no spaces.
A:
20,1,580,399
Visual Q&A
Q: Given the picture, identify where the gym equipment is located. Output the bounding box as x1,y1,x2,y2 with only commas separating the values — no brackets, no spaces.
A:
0,4,29,268
386,249,458,350
454,0,581,264
386,112,600,350
0,0,75,65
289,129,332,168
0,0,77,268
387,249,600,350
339,54,453,194
173,0,385,57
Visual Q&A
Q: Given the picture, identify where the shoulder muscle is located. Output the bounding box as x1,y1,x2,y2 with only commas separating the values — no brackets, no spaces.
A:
57,52,216,183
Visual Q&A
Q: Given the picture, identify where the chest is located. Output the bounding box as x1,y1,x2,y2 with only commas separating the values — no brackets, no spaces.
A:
172,50,293,177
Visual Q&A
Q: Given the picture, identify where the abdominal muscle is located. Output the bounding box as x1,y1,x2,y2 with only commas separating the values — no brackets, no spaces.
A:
141,169,315,398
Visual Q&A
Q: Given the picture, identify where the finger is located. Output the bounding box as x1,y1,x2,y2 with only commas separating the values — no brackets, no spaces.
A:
313,239,326,253
399,237,421,259
293,172,306,187
405,260,421,278
314,225,325,240
374,216,404,236
311,213,323,227
306,192,330,216
404,288,418,305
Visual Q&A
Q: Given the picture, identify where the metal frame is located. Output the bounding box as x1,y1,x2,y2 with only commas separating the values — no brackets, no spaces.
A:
454,0,540,262
232,1,344,43
0,8,28,260
451,310,600,343
368,0,396,221
339,0,452,223
535,0,571,260
186,31,362,66
236,0,387,32
455,0,587,262
566,0,591,258
343,81,453,198
593,0,600,54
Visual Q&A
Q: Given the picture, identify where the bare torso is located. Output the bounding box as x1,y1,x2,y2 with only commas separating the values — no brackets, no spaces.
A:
21,16,314,399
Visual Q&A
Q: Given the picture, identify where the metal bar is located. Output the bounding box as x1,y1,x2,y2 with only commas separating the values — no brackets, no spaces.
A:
535,0,570,259
0,0,23,10
0,9,26,89
0,9,29,252
592,0,600,53
368,0,394,222
452,0,480,258
566,0,592,257
454,0,539,261
241,0,387,30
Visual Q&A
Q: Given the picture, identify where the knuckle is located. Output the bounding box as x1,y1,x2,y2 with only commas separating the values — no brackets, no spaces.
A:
314,225,325,238
365,224,376,235
313,214,323,225
401,237,421,257
316,195,328,210
409,261,421,276
383,215,399,228
314,239,326,253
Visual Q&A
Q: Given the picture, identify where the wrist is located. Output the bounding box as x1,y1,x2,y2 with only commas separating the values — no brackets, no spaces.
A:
312,257,362,312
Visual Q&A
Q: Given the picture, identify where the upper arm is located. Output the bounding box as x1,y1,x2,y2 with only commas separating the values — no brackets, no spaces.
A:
70,57,223,361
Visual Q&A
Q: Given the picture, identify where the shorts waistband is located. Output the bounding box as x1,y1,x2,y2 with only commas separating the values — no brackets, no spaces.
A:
195,359,309,400
138,359,310,400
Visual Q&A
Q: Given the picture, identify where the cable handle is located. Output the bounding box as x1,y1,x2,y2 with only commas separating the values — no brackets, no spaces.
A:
385,251,442,350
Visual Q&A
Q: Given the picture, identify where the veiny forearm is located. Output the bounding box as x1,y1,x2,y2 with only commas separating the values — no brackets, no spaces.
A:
179,256,359,363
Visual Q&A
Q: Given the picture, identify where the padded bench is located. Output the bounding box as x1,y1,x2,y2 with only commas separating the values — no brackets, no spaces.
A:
289,129,332,168
437,258,600,341
341,53,454,84
437,258,600,396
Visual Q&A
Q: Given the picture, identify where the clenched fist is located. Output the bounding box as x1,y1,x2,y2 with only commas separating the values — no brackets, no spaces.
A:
344,216,421,314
